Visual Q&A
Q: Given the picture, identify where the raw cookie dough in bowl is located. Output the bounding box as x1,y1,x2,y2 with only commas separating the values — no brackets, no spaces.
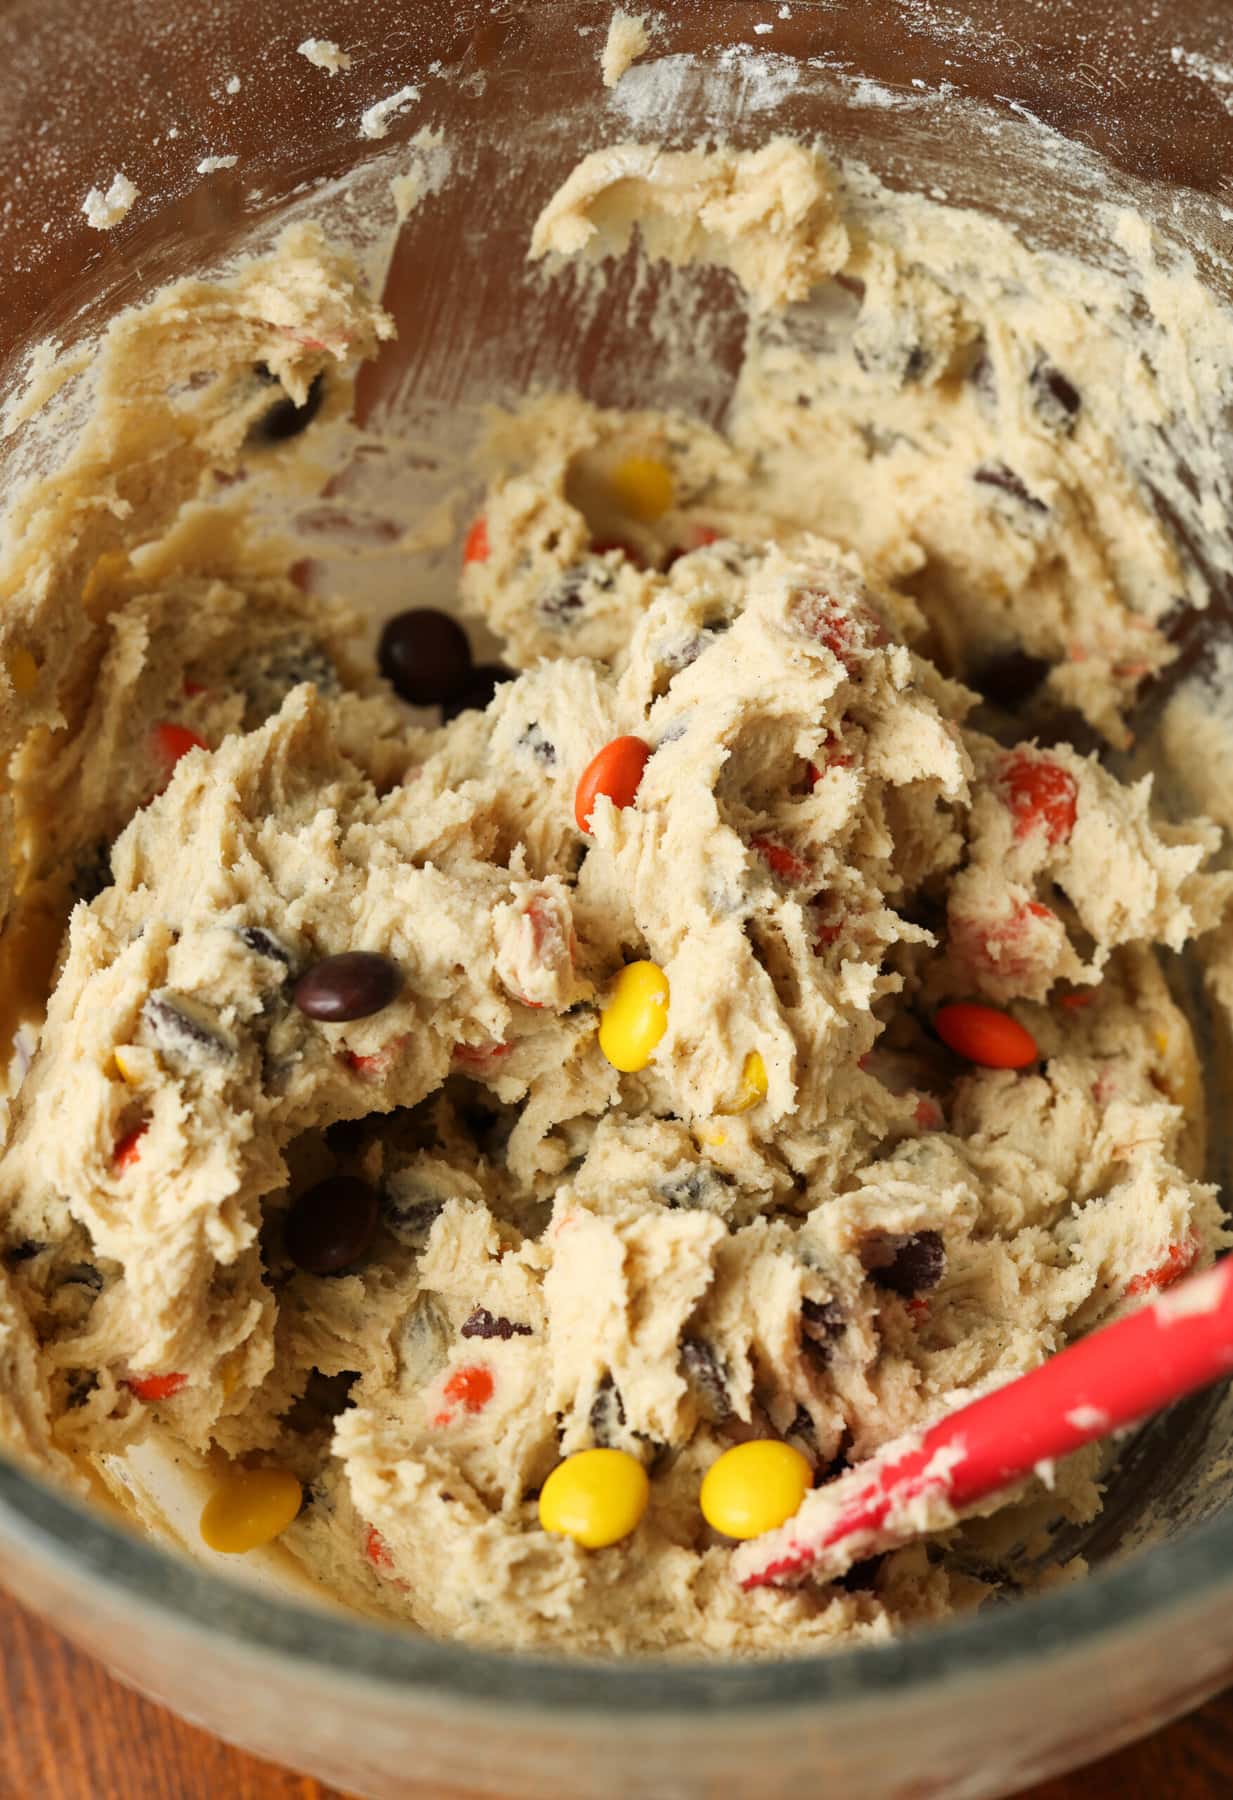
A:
7,0,1233,1795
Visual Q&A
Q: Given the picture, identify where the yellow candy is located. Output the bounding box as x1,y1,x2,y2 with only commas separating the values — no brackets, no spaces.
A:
538,1448,649,1549
699,1440,811,1541
200,1465,302,1554
113,1046,142,1086
726,1050,768,1114
5,647,38,697
609,454,675,522
598,960,670,1073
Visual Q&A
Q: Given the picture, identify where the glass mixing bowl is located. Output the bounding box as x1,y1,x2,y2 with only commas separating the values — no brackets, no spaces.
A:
4,2,1233,1794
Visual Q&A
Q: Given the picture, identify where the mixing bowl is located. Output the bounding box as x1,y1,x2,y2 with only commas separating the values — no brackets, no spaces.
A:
4,2,1233,1794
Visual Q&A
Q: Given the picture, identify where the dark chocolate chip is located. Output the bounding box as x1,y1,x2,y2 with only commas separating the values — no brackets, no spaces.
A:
3,1239,46,1266
970,649,1051,710
237,925,295,968
293,951,401,1022
238,638,339,723
1029,357,1081,432
659,1167,717,1209
378,607,473,707
141,992,232,1063
381,1191,443,1251
969,351,996,401
802,1298,846,1344
64,1370,99,1410
680,1336,732,1423
516,723,556,766
253,372,325,443
460,1305,533,1341
440,663,516,722
973,462,1048,514
859,1229,945,1296
589,1372,627,1447
285,1176,381,1276
70,842,113,905
60,1262,104,1292
538,561,613,625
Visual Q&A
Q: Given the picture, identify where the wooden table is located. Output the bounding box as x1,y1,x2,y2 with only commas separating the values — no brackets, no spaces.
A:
3,1586,1231,1799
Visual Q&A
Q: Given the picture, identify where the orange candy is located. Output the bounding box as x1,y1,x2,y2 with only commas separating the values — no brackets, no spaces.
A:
463,516,490,564
934,1001,1038,1070
574,736,651,834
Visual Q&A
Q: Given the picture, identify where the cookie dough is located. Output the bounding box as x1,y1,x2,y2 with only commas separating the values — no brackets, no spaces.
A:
0,140,1230,1656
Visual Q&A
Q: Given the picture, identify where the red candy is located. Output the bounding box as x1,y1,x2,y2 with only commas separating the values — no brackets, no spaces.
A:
750,834,811,885
364,1525,394,1572
998,751,1078,847
433,1363,495,1427
463,517,489,564
574,736,651,834
790,587,887,671
949,897,1055,984
452,1039,512,1069
1126,1236,1199,1298
934,1001,1038,1069
113,1123,148,1169
152,723,208,772
125,1371,187,1402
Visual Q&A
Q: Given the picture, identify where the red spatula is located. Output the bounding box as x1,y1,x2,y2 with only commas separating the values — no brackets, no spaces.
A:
734,1256,1233,1590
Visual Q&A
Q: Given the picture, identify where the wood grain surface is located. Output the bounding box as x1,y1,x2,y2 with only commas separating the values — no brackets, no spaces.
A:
1,1587,1231,1800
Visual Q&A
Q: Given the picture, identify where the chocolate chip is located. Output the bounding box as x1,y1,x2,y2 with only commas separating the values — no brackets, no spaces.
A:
859,1229,945,1296
70,842,113,905
802,1298,846,1344
973,463,1048,514
970,650,1051,710
60,1262,103,1294
141,992,233,1064
1029,357,1081,432
589,1373,627,1447
659,1167,720,1209
381,1183,443,1250
253,372,325,443
3,1240,46,1266
440,663,515,723
516,723,556,766
378,608,473,707
680,1336,732,1423
538,560,613,626
237,925,295,968
64,1370,98,1410
460,1305,533,1341
293,951,401,1022
238,638,339,723
285,1176,381,1276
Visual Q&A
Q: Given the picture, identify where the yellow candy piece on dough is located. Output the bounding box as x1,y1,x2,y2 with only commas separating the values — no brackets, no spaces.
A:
538,1448,649,1549
113,1047,142,1086
200,1466,302,1555
608,454,675,522
598,960,669,1073
725,1049,768,1114
699,1440,811,1541
5,647,38,697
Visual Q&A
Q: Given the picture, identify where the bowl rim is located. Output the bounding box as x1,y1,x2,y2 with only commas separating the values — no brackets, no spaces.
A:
2,1449,1230,1713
